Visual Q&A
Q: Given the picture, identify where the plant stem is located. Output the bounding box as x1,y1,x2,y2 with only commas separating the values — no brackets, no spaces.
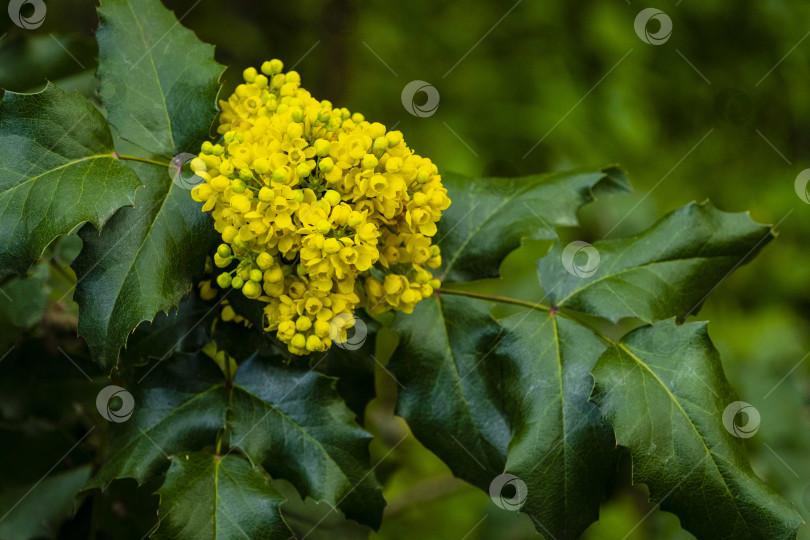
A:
116,154,172,168
436,288,551,312
435,287,617,344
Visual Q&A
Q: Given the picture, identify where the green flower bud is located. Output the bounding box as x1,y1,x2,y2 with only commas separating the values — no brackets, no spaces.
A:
216,272,232,288
271,168,287,183
318,157,334,173
242,280,262,299
231,179,246,194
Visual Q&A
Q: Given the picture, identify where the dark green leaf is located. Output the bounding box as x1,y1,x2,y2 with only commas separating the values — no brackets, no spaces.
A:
71,0,225,371
497,311,617,539
538,202,773,323
85,353,228,491
390,294,617,538
438,166,629,282
591,319,803,539
388,295,509,488
87,352,385,531
154,450,289,540
0,84,140,281
96,0,224,156
72,162,217,372
229,355,385,529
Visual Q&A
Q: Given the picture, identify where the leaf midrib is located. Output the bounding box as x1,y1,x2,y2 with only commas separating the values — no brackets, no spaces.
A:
231,384,352,493
554,254,741,307
102,383,226,479
0,154,115,198
617,343,748,528
123,0,176,152
433,295,503,475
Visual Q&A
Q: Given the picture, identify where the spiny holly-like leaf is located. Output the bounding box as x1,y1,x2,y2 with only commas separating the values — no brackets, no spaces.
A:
591,319,803,539
537,201,773,323
154,450,290,540
87,353,385,531
496,311,617,539
0,84,140,281
85,353,228,492
388,295,509,488
96,0,224,156
72,162,217,372
229,355,386,530
73,0,224,371
438,166,629,282
389,294,617,538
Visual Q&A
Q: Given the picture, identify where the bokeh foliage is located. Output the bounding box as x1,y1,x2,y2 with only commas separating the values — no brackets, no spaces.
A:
1,0,809,538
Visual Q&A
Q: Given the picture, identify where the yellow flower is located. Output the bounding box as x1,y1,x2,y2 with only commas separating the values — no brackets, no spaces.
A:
192,59,450,354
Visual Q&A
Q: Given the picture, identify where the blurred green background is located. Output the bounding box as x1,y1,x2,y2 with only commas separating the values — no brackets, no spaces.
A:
2,0,809,538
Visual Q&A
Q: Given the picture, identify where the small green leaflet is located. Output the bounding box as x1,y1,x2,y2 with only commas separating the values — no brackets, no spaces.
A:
538,202,773,323
389,294,617,539
229,355,386,529
0,84,141,281
73,0,226,371
438,166,629,282
96,0,224,156
85,353,385,533
72,162,217,372
591,320,803,539
154,451,289,540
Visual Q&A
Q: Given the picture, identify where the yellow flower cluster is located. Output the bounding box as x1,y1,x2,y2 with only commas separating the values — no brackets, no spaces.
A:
190,59,450,354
